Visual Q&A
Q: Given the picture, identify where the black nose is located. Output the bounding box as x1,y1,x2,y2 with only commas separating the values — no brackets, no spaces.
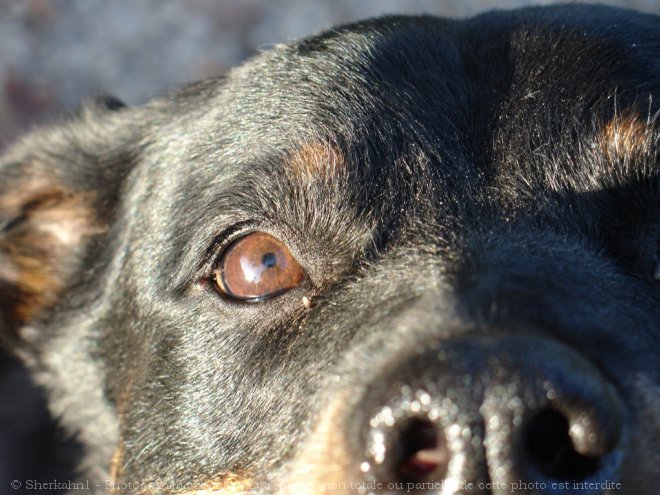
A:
354,336,625,494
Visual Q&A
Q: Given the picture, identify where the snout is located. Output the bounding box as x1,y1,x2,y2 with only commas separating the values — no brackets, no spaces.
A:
349,336,626,494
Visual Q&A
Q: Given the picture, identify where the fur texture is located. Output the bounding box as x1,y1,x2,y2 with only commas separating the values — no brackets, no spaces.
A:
0,5,658,494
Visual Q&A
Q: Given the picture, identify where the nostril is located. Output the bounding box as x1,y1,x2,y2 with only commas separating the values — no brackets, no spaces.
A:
396,418,449,483
359,337,627,490
524,408,601,480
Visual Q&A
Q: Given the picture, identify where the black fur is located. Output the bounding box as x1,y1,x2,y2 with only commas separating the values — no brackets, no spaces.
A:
1,5,658,494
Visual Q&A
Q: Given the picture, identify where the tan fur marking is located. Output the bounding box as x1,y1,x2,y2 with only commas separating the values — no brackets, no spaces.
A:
0,176,54,215
0,185,104,323
109,443,125,493
280,397,353,495
288,142,346,181
109,362,143,492
178,475,254,494
143,400,352,494
601,114,650,160
136,474,253,495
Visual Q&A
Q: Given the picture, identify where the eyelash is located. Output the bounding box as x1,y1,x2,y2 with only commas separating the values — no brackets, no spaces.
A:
203,221,258,269
186,224,255,296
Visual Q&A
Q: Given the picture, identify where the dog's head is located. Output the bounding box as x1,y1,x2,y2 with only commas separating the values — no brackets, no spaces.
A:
1,5,659,494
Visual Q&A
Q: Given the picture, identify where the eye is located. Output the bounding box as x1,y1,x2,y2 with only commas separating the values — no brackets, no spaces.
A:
212,232,305,301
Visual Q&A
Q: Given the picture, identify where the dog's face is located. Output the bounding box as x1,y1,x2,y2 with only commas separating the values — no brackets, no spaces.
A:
1,5,659,495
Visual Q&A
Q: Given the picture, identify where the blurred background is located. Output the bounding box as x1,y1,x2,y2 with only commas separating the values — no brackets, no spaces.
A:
1,0,659,145
1,0,659,492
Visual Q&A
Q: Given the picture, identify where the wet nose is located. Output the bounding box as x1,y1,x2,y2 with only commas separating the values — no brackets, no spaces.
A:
354,336,626,494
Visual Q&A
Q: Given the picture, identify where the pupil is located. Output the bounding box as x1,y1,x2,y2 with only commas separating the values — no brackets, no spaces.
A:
262,252,277,268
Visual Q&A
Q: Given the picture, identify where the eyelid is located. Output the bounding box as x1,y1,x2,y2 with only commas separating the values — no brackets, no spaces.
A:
205,221,258,269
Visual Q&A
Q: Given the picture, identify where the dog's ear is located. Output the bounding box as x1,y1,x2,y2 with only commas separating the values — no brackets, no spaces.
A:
0,97,136,345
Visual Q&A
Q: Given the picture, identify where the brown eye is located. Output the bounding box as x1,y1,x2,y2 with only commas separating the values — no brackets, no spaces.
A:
213,232,305,301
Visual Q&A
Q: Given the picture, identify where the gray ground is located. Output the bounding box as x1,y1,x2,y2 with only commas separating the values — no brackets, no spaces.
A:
0,0,659,492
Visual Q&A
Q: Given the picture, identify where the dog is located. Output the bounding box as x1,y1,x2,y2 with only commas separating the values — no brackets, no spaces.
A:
0,4,658,494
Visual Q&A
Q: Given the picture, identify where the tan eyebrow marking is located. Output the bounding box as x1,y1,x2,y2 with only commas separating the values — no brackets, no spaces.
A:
600,113,651,161
287,142,346,181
